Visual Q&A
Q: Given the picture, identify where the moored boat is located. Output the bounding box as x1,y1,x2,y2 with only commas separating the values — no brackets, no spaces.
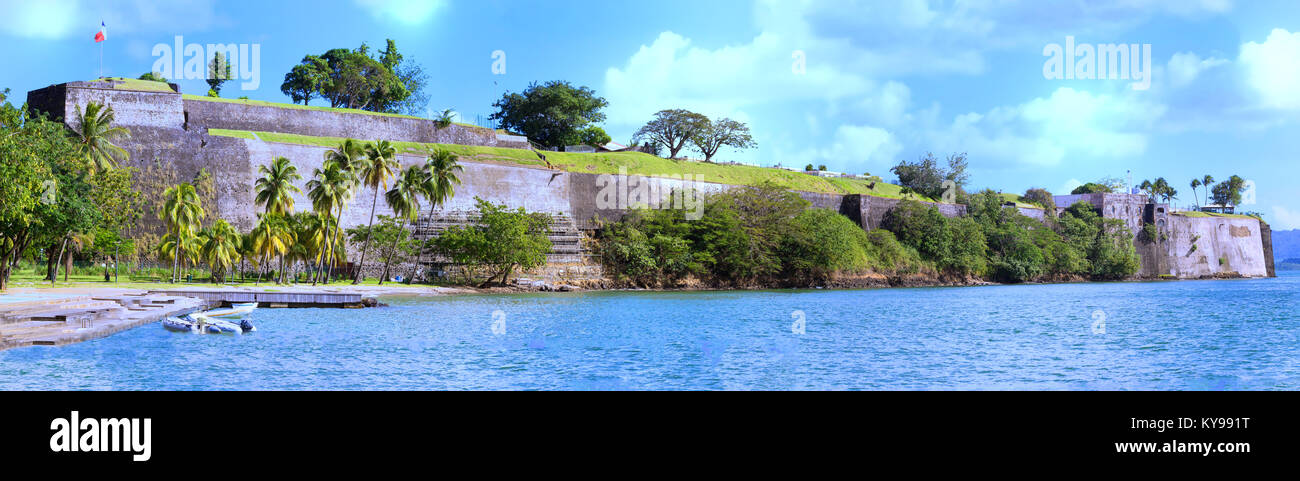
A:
203,302,258,320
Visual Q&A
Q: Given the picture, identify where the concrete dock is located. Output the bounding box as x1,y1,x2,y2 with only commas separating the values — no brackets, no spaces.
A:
150,289,366,308
0,293,205,351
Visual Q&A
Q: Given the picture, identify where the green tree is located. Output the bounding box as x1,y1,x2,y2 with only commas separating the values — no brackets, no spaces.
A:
201,219,241,283
413,148,463,281
1189,178,1202,209
159,183,205,283
138,72,169,83
280,55,330,106
690,117,756,162
307,159,354,284
634,109,709,159
380,165,424,284
318,45,408,110
1022,188,1057,218
1211,175,1247,208
1201,175,1216,206
577,126,612,147
890,152,968,201
0,105,60,290
250,212,293,284
431,198,552,287
254,156,303,215
71,102,131,172
352,140,398,283
207,52,233,97
490,80,609,149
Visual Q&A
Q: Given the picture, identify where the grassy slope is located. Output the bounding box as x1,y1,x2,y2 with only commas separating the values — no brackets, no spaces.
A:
87,77,176,93
208,128,937,200
1172,211,1257,220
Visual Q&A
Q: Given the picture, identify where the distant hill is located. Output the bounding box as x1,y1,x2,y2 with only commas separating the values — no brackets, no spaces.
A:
1273,229,1300,261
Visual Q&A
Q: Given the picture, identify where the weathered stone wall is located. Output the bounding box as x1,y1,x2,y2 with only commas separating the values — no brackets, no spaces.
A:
183,98,530,148
26,81,1274,281
1160,215,1269,278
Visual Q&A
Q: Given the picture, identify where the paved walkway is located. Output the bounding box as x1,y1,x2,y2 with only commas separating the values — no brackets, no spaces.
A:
0,291,205,351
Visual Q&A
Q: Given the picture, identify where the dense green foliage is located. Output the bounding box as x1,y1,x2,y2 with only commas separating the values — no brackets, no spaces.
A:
890,152,969,201
280,40,426,114
594,183,925,287
490,80,609,149
431,198,553,287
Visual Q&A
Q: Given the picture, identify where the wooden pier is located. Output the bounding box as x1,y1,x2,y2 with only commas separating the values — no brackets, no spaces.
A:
149,290,367,308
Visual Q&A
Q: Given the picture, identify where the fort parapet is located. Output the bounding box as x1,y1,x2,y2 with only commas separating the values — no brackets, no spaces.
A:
26,81,1273,281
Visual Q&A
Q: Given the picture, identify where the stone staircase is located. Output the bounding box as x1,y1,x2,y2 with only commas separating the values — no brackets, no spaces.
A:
411,211,595,264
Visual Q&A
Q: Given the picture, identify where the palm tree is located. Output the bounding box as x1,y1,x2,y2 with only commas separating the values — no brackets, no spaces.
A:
352,140,398,284
254,156,303,215
381,166,424,285
324,138,366,176
159,183,205,283
1152,177,1175,204
201,220,241,283
413,148,463,281
250,213,293,284
307,159,354,284
1190,179,1202,209
1201,175,1215,207
422,148,463,215
72,102,131,172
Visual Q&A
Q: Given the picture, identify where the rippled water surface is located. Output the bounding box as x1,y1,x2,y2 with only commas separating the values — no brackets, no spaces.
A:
3,272,1298,390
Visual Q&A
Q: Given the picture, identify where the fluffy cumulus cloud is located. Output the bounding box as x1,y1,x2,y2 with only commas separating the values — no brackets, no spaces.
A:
1239,29,1300,111
924,87,1165,168
1167,52,1228,88
0,0,223,39
792,125,903,174
352,0,445,26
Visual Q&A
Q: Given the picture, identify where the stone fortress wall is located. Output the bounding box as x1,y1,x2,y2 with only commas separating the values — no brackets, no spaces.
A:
25,81,1274,280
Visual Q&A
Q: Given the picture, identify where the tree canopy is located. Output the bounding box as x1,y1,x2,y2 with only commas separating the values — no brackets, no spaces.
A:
634,109,709,159
489,80,608,149
280,40,426,114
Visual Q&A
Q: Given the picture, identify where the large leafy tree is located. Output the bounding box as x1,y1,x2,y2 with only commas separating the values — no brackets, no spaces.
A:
254,156,303,215
159,183,205,283
634,109,709,159
0,103,61,290
71,102,131,173
1211,175,1247,208
352,140,398,283
489,80,608,149
690,117,756,162
282,41,427,112
890,152,969,201
432,197,552,287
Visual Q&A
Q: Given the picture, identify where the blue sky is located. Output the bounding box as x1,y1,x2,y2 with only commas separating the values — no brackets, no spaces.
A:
2,0,1299,228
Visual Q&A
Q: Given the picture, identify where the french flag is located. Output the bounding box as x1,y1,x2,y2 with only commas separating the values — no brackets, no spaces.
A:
94,21,106,43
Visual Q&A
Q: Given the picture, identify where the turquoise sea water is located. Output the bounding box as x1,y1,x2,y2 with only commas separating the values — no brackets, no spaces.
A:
3,272,1298,390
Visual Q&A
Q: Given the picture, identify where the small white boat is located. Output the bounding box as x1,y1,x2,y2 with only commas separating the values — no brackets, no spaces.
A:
161,317,199,333
203,302,258,320
190,314,243,335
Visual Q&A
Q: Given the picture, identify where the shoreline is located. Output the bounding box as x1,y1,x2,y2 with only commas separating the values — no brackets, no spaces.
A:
0,273,1280,352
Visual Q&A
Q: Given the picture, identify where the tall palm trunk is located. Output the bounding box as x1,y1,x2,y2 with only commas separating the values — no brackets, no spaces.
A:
51,237,68,286
171,231,181,283
353,188,380,284
325,206,344,284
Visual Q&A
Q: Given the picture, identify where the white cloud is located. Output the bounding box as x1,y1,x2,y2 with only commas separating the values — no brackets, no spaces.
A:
1059,178,1085,195
925,87,1164,167
814,125,904,173
353,0,445,26
1167,52,1228,87
1272,206,1300,230
0,0,80,39
1239,28,1300,110
603,30,871,127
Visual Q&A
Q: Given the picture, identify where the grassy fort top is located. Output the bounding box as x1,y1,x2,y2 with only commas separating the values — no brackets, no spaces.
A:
208,128,933,200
